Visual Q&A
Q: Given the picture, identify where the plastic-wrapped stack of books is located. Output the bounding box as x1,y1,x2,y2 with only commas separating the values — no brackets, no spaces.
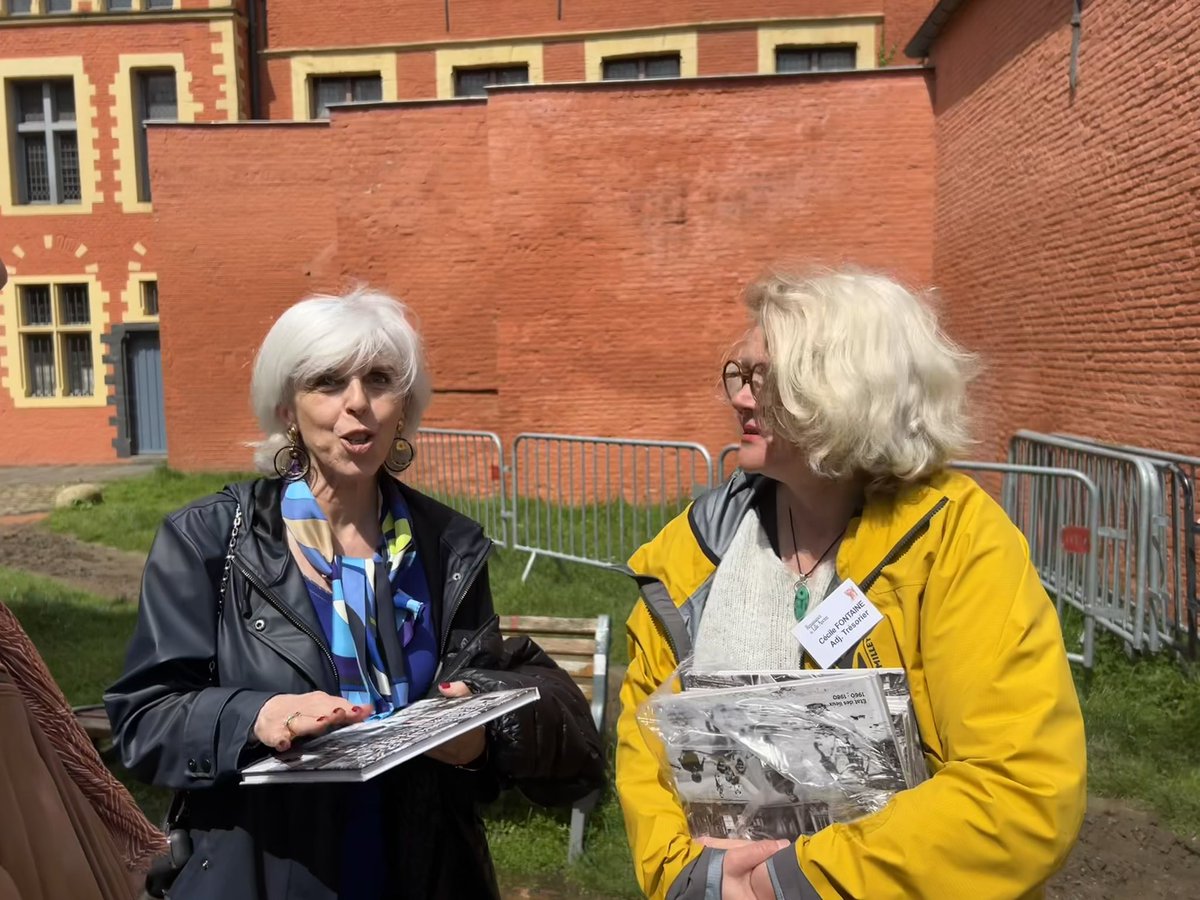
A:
638,666,926,840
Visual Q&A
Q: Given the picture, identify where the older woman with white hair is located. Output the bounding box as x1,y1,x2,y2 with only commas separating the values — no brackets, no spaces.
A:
106,289,604,900
617,268,1086,899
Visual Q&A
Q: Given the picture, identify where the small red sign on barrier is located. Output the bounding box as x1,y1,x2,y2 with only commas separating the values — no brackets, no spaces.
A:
490,463,501,482
1061,526,1091,555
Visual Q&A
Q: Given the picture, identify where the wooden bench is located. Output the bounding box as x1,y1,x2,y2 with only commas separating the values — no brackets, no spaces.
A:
498,614,612,863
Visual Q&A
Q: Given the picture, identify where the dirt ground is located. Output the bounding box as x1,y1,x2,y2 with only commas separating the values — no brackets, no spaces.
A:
2,520,1198,898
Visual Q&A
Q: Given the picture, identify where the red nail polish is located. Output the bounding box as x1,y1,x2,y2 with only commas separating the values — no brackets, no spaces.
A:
439,682,451,690
351,706,361,713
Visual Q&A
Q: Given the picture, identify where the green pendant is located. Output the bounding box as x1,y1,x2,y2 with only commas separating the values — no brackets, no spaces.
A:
794,581,811,620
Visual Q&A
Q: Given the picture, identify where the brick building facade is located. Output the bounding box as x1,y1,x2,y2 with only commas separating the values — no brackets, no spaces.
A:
1,0,1194,470
0,0,933,466
910,0,1200,459
148,70,936,470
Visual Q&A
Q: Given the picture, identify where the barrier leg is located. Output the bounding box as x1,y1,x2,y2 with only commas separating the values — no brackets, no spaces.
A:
521,551,538,583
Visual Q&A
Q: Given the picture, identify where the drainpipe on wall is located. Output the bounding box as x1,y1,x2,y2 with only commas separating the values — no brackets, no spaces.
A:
248,0,262,119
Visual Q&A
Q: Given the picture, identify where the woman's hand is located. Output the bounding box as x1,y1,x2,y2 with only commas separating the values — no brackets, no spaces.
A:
253,691,371,752
698,837,790,900
423,681,487,767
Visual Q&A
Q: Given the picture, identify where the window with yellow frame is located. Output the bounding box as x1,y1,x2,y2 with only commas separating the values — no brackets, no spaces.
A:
14,281,98,399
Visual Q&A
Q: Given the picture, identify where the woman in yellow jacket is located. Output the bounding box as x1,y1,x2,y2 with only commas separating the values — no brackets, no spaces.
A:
616,268,1086,899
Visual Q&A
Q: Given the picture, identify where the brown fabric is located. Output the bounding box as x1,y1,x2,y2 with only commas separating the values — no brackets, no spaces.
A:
0,666,140,900
0,602,167,873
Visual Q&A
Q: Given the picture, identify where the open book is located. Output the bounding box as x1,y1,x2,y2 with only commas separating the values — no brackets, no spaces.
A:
241,687,539,785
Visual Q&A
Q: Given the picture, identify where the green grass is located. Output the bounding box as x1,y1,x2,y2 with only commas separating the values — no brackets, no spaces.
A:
47,466,253,554
1073,633,1200,836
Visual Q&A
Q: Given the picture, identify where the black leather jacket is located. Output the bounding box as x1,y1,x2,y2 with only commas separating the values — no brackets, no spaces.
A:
105,477,604,900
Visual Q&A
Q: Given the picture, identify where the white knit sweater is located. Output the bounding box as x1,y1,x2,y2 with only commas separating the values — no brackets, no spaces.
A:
693,508,837,671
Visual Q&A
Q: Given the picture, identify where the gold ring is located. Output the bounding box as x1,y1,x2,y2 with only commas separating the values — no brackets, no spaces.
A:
284,712,302,737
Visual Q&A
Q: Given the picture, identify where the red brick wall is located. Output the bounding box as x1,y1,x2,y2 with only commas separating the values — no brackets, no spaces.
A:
266,1,931,51
697,28,759,76
261,56,292,118
327,102,498,405
261,1,933,105
146,124,340,471
928,0,1200,459
486,73,936,455
0,17,242,466
397,50,436,100
148,72,935,470
544,40,586,83
883,0,936,63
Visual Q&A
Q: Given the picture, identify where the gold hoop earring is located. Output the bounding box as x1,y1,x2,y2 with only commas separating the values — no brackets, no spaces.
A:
274,424,311,481
385,431,415,473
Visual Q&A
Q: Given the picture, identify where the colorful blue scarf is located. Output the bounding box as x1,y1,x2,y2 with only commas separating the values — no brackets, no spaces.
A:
281,478,425,715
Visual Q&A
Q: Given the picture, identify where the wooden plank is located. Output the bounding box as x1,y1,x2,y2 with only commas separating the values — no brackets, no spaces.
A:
516,636,594,657
74,708,112,741
554,658,595,677
498,615,599,636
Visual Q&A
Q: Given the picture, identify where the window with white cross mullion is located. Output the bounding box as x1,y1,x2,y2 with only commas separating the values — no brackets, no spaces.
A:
13,79,80,206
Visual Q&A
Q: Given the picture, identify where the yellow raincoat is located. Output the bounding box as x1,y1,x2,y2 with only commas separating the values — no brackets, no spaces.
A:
616,470,1086,899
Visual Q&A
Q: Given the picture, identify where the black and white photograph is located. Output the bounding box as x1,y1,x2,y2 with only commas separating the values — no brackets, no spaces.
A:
240,687,539,785
645,668,924,840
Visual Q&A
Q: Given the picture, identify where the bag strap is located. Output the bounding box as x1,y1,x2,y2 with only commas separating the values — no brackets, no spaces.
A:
163,502,244,843
215,502,243,619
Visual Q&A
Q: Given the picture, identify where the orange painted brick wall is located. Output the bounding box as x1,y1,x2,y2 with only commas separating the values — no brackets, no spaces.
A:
148,72,934,470
486,73,936,456
928,0,1200,459
0,17,242,466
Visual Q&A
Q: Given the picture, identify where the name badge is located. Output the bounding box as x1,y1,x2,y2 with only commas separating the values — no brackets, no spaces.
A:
792,578,883,669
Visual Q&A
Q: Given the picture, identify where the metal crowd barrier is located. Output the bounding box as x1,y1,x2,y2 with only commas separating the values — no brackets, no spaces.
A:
401,428,509,546
718,443,740,481
510,433,713,580
951,460,1099,669
1055,435,1198,656
1009,431,1163,652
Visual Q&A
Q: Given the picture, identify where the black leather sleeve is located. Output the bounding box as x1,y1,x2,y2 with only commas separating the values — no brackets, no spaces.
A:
457,634,606,807
103,512,276,790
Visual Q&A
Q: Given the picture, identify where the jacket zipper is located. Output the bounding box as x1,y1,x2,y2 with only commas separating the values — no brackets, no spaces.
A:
859,497,949,592
439,542,494,657
231,555,340,689
639,580,682,663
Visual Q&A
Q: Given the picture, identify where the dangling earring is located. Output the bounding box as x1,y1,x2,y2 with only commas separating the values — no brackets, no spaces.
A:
274,424,311,481
385,428,415,473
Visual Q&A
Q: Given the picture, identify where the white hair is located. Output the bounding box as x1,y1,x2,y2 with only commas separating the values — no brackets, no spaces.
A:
249,288,432,474
746,267,977,491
